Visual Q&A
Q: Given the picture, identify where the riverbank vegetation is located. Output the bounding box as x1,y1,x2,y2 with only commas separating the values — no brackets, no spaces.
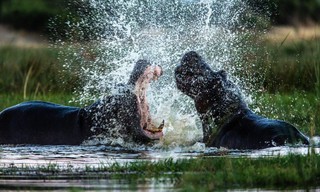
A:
0,153,319,190
1,33,319,94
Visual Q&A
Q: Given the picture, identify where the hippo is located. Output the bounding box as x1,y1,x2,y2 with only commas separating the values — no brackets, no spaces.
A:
0,60,164,145
174,51,309,149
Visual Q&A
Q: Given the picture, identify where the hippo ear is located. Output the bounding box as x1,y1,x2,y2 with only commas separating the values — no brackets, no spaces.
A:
181,51,202,66
218,70,227,80
210,71,225,90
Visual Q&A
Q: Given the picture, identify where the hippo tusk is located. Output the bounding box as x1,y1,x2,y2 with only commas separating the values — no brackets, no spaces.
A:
146,120,165,133
158,120,165,130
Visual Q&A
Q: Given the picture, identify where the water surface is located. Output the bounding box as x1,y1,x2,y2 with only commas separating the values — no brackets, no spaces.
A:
1,141,319,191
1,143,319,169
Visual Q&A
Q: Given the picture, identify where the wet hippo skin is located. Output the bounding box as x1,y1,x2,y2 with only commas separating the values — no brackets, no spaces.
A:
174,51,310,149
0,102,88,145
0,60,164,145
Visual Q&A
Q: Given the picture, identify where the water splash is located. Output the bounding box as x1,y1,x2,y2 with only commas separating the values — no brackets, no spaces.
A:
56,0,263,147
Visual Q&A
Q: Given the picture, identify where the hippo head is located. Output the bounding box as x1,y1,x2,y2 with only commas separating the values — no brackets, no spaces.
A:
174,51,229,113
174,51,247,143
127,60,164,142
86,60,164,144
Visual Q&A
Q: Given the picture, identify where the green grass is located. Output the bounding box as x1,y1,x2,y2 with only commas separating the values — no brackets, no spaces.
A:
251,92,320,136
0,154,319,190
0,93,78,110
0,46,61,94
1,38,320,94
255,38,320,93
0,46,79,95
314,46,320,98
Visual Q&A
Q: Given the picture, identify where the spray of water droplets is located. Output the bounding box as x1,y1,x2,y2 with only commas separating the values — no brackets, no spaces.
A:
55,0,264,147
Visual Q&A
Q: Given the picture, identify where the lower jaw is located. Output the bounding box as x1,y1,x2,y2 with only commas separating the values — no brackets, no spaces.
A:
143,129,163,140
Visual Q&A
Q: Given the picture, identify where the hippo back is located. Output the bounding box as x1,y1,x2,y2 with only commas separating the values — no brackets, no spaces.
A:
211,110,310,149
0,101,88,145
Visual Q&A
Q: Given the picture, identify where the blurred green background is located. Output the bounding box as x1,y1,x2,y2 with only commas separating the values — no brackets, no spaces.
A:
1,0,320,31
0,0,66,32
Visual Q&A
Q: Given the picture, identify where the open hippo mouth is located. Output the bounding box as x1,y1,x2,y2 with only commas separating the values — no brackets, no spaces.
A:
131,61,164,140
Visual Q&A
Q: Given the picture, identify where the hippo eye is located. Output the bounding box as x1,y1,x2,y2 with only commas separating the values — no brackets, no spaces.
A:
218,70,227,80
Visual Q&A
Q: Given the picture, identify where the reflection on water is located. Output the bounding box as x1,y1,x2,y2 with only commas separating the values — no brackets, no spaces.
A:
0,178,176,191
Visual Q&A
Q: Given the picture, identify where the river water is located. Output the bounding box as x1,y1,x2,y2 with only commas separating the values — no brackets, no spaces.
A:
1,142,319,169
0,143,319,191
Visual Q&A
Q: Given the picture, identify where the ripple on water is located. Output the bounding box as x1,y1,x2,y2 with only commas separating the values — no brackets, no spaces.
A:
1,140,320,170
